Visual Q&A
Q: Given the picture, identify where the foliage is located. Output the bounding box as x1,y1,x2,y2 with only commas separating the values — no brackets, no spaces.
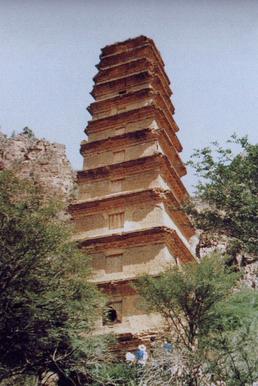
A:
89,362,139,386
0,171,104,384
137,255,258,385
138,345,215,386
22,127,35,138
137,255,239,349
187,135,258,260
207,289,258,385
136,135,258,385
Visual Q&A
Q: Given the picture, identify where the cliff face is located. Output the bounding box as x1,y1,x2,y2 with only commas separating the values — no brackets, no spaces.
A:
0,130,75,200
196,233,258,288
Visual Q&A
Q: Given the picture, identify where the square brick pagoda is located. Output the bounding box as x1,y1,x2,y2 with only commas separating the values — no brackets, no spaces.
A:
71,36,196,349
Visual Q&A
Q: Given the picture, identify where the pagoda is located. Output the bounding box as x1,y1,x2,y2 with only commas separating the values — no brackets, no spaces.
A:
71,36,196,349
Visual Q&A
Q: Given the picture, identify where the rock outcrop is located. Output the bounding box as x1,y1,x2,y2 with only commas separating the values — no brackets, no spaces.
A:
0,129,75,200
195,228,258,289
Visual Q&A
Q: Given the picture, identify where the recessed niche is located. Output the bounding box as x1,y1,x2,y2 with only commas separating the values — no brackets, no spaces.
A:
110,177,124,193
113,150,125,163
105,254,123,273
103,301,122,325
108,212,125,229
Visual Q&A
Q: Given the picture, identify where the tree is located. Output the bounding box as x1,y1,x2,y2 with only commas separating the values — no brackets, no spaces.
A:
22,127,35,138
187,135,258,262
137,255,258,385
208,289,258,386
138,255,238,351
0,171,104,384
136,135,258,385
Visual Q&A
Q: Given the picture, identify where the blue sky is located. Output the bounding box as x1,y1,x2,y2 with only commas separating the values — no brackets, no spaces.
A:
0,0,257,190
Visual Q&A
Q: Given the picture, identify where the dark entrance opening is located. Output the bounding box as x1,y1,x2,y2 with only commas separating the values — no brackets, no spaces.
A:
103,306,118,325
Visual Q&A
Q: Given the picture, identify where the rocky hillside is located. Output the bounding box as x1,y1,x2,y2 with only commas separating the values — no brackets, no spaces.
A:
0,128,75,200
196,232,258,289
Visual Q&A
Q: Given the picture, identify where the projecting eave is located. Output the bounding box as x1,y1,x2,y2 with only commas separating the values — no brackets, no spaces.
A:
80,127,186,177
100,35,165,67
101,35,150,56
78,226,195,264
77,153,188,202
93,57,153,84
70,188,169,213
93,58,170,97
97,42,170,87
91,71,172,101
85,105,181,151
96,278,138,296
91,71,151,99
91,275,161,294
77,155,159,181
70,188,194,240
97,42,165,72
87,88,175,118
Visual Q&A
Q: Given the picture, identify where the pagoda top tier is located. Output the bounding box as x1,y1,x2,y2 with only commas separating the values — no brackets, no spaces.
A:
83,36,187,181
93,36,170,100
100,35,164,65
90,36,174,119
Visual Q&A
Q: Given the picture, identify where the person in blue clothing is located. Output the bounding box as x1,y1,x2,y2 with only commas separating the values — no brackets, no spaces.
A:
135,344,148,365
163,338,173,353
125,351,136,365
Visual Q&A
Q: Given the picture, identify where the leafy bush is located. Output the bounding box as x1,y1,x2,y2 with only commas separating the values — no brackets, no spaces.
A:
0,171,104,384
